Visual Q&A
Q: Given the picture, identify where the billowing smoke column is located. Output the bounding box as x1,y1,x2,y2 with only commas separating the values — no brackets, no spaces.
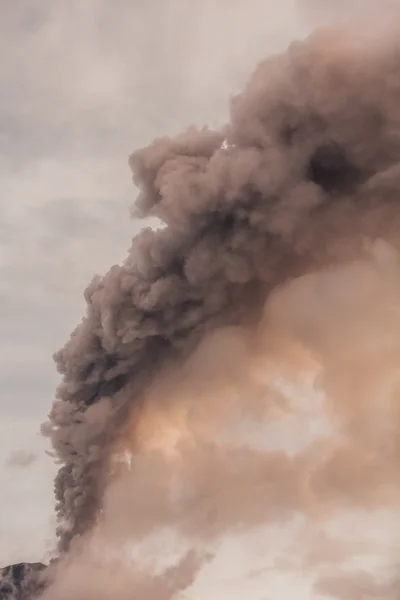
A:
47,26,400,552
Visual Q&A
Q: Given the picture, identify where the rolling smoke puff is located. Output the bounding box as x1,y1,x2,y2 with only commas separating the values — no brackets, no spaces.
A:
46,27,400,552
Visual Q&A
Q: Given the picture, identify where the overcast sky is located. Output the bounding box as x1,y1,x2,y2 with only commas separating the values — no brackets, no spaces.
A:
0,1,398,597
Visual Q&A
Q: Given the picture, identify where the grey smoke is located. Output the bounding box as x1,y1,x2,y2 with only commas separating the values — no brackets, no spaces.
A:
45,24,400,554
6,450,37,469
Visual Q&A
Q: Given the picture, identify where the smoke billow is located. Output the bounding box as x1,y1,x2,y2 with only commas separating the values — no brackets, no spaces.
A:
42,22,400,599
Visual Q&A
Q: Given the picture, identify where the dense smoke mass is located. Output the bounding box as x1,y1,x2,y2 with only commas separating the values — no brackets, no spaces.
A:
34,21,400,599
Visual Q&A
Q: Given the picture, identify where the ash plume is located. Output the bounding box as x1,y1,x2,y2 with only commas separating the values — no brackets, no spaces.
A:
45,23,400,576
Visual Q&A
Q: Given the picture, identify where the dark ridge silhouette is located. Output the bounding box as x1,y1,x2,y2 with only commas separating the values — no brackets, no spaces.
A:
0,564,47,600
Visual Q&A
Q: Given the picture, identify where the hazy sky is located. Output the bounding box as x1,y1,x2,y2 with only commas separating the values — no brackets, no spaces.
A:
0,1,397,597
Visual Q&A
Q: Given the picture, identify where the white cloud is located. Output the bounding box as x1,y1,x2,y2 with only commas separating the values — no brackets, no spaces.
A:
0,417,56,564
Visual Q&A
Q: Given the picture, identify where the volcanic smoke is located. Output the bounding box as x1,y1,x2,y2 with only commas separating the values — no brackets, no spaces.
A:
30,22,400,599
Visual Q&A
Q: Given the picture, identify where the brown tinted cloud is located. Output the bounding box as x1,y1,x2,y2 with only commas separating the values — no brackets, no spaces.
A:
41,18,400,600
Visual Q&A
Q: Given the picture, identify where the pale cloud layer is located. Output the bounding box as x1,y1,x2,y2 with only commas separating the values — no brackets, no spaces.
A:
0,0,397,597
